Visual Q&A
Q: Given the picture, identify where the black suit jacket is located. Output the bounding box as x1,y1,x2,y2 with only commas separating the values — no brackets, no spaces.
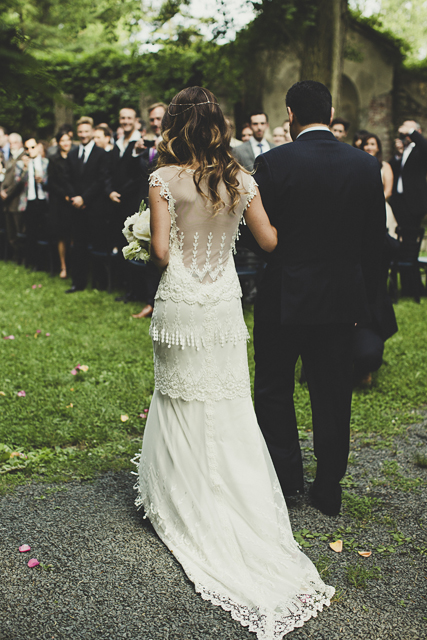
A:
63,144,107,213
389,130,427,221
244,130,386,326
105,140,146,212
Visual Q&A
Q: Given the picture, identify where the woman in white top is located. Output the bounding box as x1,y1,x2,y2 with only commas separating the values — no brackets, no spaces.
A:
133,86,334,639
362,133,397,238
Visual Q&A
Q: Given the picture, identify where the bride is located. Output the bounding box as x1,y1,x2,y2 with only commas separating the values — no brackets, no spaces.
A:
133,86,334,638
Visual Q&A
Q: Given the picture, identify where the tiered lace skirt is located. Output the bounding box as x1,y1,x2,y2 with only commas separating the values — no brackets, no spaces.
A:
133,268,334,639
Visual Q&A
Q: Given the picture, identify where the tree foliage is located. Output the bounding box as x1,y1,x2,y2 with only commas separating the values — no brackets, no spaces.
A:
350,0,427,63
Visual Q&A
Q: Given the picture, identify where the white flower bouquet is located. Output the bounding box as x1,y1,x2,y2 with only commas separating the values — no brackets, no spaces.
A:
122,201,151,262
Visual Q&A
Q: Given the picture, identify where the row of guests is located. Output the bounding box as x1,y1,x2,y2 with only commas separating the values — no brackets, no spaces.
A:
0,103,167,317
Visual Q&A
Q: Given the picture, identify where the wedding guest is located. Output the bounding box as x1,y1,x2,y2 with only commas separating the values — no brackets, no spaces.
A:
282,120,292,143
94,125,114,152
48,130,73,279
273,126,286,145
0,126,10,162
0,133,25,259
241,123,253,142
63,116,108,292
14,135,49,267
330,117,350,142
352,129,369,148
232,112,275,171
362,133,396,237
106,108,142,249
131,103,167,318
389,120,427,229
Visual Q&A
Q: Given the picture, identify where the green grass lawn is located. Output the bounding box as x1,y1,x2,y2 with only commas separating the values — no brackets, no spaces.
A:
1,261,427,492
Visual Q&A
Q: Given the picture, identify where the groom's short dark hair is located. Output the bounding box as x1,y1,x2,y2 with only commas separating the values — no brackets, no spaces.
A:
286,81,332,126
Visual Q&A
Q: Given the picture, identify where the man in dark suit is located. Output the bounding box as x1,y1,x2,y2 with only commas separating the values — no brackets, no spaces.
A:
106,108,145,249
389,121,427,229
244,81,385,516
63,116,107,292
232,112,275,171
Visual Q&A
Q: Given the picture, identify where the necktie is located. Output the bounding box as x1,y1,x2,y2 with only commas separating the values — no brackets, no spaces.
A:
79,146,86,173
258,143,263,155
33,160,39,200
149,146,156,162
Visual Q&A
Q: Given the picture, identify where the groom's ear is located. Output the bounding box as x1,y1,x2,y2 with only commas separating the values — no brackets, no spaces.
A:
329,107,335,126
287,106,293,124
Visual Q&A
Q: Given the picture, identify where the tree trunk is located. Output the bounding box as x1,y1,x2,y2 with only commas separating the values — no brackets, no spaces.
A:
300,0,347,111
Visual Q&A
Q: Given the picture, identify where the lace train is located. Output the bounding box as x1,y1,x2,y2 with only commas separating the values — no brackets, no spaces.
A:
133,392,334,639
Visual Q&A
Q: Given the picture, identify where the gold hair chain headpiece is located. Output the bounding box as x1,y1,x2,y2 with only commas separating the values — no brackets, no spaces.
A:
168,89,219,116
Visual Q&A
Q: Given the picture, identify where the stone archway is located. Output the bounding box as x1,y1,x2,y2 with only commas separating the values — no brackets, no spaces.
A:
339,74,360,144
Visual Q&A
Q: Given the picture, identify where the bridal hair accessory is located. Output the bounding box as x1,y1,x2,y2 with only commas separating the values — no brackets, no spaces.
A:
168,89,219,116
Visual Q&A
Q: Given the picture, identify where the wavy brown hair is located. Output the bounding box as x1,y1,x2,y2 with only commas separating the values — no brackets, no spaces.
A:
157,86,248,214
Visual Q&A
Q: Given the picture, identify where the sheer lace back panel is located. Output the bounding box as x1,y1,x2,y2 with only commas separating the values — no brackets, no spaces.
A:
149,166,256,284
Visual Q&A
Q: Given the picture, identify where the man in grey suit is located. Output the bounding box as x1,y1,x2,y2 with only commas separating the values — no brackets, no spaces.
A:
232,112,275,171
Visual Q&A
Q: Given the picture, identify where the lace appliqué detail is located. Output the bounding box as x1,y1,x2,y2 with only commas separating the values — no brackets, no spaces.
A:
132,446,335,640
231,175,257,254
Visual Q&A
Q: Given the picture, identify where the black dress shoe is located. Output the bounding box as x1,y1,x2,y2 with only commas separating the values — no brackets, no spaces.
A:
65,286,84,294
309,483,341,517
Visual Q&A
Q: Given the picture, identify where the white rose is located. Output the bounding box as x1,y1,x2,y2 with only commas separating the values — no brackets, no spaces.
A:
122,212,139,243
132,209,151,243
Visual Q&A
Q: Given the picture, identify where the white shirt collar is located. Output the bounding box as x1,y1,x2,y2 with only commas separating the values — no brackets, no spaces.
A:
297,126,331,139
116,129,141,157
250,135,270,158
78,139,95,160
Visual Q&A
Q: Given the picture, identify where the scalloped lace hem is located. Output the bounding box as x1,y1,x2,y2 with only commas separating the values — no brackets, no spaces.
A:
131,456,334,640
194,583,334,639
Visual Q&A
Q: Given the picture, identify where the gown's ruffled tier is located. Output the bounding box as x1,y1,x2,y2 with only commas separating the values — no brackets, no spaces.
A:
133,167,334,639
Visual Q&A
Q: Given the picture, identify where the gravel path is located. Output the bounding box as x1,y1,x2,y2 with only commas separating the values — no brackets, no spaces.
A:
1,418,426,640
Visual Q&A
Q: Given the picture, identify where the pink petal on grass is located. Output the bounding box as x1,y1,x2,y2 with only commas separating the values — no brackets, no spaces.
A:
71,369,77,375
27,558,39,568
17,390,26,397
19,544,31,553
36,330,41,334
3,335,15,340
120,414,129,422
45,333,50,337
38,284,42,288
32,284,37,289
139,413,147,419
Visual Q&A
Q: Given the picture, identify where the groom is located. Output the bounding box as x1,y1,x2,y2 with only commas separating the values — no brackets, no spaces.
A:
247,81,385,516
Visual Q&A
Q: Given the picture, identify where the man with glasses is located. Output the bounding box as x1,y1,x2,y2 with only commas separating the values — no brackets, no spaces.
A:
14,135,49,266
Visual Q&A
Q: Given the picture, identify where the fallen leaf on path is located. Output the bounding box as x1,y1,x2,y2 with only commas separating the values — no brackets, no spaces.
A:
329,540,343,553
27,558,40,568
358,551,372,558
19,545,31,553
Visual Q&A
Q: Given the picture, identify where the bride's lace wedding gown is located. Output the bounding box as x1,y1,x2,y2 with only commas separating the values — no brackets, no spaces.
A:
133,166,334,639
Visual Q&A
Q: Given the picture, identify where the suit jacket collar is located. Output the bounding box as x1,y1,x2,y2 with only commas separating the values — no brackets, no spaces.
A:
294,130,336,142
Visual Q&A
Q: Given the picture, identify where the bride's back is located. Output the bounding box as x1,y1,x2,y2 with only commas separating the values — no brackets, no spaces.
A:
153,165,254,284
